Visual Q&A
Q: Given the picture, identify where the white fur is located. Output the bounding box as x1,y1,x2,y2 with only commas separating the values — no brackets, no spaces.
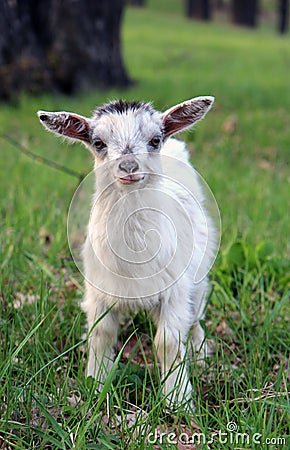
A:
38,97,217,410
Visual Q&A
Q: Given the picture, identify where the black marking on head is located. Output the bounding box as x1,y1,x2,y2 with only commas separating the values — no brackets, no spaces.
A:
94,100,155,117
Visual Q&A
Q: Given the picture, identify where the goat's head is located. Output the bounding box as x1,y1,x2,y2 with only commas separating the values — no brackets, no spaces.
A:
38,96,214,187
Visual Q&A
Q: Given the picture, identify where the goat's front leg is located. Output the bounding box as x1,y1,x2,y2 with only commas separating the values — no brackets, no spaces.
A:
82,289,118,388
153,295,194,410
191,321,211,361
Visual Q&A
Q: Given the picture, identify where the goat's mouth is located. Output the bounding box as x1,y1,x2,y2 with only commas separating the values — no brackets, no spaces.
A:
117,174,145,185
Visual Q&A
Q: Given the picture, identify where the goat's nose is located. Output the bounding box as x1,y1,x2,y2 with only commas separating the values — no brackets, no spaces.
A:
118,158,139,174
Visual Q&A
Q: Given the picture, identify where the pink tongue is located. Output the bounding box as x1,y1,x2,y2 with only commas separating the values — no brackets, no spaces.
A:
119,174,142,183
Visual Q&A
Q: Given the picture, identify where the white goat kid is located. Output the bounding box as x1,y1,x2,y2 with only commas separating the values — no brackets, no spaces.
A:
38,96,216,410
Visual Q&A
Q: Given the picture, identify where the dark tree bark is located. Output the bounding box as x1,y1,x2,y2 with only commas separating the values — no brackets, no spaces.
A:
0,0,131,101
0,1,48,100
215,0,225,9
232,0,259,27
278,0,289,34
127,0,146,6
186,0,212,21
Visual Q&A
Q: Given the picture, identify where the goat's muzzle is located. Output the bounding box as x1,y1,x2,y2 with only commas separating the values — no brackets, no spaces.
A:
117,156,144,185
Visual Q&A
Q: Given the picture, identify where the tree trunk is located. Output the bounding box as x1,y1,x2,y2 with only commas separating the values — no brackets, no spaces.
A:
0,1,49,100
186,0,212,21
232,0,259,27
0,0,131,101
278,0,289,34
127,0,146,6
215,0,225,9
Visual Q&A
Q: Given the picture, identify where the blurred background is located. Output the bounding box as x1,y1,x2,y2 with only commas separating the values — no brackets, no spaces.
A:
0,1,289,99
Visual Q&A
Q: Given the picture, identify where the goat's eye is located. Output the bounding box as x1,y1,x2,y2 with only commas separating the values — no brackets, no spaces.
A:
149,135,162,149
93,138,106,151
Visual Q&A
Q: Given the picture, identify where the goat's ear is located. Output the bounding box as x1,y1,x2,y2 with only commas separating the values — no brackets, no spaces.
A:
162,96,214,138
37,111,91,143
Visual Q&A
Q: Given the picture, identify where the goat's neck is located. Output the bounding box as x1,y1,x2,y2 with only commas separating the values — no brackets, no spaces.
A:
90,179,165,238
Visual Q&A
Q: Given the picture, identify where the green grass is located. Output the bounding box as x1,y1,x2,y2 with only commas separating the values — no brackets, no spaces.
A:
0,3,289,449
